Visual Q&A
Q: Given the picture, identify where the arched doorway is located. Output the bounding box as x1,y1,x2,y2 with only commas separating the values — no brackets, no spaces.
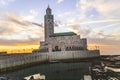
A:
55,46,59,51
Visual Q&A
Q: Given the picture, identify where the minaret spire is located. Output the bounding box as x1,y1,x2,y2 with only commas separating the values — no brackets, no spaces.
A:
44,5,54,42
46,5,51,15
48,4,49,8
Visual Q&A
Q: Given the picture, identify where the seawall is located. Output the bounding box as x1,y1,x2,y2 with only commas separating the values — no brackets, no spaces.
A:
0,50,100,72
47,50,100,60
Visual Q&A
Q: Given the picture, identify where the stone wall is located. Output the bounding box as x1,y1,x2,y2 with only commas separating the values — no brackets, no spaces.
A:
0,50,100,71
47,50,100,60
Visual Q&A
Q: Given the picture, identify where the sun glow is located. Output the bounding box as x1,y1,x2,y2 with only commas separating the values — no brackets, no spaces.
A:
0,44,39,54
0,43,119,54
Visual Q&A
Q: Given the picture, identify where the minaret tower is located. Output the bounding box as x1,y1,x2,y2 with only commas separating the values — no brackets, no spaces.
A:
44,5,54,42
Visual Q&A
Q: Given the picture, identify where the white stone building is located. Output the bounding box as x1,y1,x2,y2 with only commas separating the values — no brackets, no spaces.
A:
37,6,87,52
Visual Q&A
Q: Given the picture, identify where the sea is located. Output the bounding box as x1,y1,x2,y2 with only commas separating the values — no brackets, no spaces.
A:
1,62,91,80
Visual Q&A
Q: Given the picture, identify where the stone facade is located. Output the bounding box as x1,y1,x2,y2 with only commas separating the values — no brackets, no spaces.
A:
44,5,54,42
39,6,87,52
40,35,87,52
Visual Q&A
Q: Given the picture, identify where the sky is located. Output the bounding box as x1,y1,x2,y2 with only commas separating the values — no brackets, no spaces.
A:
0,0,120,55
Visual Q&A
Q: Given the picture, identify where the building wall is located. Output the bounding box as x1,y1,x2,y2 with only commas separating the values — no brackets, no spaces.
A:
39,35,87,52
46,35,87,52
80,38,87,50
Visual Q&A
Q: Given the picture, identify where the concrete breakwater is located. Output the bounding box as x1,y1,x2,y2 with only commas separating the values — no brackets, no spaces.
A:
0,50,100,72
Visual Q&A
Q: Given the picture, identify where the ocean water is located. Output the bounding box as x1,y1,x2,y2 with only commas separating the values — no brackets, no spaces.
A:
1,62,91,80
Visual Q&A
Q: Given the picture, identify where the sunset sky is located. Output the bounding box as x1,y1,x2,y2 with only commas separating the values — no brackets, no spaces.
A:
0,0,120,55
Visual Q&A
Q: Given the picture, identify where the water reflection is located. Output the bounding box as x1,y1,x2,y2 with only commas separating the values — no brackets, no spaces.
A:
1,62,91,80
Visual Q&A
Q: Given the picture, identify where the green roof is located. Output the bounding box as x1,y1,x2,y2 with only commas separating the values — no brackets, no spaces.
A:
49,32,77,37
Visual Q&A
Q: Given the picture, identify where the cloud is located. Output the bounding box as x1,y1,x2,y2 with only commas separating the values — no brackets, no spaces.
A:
68,25,91,36
32,22,43,27
60,0,120,35
61,0,120,41
54,20,63,27
0,0,15,6
65,19,120,26
88,38,120,46
22,9,39,21
57,11,73,18
0,12,44,46
57,0,64,4
88,38,120,54
68,23,120,40
76,0,120,18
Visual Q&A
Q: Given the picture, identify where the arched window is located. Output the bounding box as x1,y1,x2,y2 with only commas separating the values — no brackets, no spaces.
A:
52,49,55,52
69,47,72,50
59,48,61,51
66,47,68,50
79,47,81,50
55,46,59,51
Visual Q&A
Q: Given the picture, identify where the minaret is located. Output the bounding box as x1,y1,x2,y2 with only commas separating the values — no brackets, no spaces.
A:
44,5,54,42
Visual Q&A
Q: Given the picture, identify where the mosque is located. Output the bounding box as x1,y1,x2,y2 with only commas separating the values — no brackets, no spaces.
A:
39,6,87,52
32,6,100,60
